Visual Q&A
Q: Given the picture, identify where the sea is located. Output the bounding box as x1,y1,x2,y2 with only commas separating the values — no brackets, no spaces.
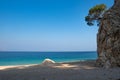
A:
0,51,97,66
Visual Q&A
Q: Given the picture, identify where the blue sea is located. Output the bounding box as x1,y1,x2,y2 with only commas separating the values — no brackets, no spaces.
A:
0,51,97,66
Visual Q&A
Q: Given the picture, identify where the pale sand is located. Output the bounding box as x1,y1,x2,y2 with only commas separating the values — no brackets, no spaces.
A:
0,64,37,70
0,60,120,80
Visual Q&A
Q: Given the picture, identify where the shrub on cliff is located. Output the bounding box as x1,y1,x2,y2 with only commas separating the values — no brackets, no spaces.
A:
85,4,107,26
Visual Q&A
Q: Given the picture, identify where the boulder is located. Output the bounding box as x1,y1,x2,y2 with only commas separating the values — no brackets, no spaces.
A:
42,58,55,66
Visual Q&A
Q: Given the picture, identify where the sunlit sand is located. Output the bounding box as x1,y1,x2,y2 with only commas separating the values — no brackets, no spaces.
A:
0,60,120,80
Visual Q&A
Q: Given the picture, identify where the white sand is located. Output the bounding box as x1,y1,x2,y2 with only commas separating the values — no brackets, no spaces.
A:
0,60,120,80
0,64,37,70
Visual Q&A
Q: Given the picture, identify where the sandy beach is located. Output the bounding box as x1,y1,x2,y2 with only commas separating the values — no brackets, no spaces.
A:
0,60,120,80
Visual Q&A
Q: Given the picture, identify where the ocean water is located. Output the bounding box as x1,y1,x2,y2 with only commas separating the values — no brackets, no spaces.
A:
0,52,97,66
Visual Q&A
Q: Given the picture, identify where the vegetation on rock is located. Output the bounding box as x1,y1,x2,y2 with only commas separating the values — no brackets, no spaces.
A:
85,4,107,26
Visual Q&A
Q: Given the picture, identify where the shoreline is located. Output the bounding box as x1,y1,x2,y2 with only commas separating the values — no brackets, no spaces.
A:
0,60,120,80
0,60,95,70
0,64,38,70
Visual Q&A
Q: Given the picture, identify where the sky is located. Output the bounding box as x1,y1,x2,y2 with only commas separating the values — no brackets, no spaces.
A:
0,0,114,51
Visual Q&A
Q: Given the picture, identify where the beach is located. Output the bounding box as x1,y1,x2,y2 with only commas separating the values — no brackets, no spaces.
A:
0,60,120,80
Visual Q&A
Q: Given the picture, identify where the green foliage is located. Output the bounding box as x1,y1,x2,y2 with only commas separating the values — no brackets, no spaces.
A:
85,4,107,26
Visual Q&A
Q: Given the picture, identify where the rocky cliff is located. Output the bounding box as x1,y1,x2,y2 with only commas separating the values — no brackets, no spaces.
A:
96,0,120,68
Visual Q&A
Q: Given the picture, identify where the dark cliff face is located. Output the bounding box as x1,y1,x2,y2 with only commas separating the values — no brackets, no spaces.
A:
96,0,120,68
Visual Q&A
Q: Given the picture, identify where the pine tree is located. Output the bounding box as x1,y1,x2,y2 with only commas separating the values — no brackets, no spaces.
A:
85,4,107,26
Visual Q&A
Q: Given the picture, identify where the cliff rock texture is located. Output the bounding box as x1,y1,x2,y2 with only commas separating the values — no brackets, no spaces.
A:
96,0,120,68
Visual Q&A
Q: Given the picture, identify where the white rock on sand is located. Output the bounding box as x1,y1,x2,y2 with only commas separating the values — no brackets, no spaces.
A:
42,58,55,66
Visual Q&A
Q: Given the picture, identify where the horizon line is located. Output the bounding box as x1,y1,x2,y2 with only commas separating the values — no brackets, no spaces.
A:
0,51,96,52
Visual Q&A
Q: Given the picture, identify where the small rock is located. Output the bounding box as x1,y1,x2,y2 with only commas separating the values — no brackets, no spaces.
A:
42,58,55,66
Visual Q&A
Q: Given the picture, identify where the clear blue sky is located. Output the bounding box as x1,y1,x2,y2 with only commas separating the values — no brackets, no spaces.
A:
0,0,113,51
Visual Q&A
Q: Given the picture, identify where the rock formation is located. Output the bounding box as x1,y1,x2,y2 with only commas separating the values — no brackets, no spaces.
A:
42,58,55,66
96,0,120,68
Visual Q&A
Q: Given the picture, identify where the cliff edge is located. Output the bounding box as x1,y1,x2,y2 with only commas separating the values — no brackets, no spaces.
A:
96,0,120,68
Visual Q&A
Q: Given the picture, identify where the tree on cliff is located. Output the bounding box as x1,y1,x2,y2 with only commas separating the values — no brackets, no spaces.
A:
85,4,107,26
